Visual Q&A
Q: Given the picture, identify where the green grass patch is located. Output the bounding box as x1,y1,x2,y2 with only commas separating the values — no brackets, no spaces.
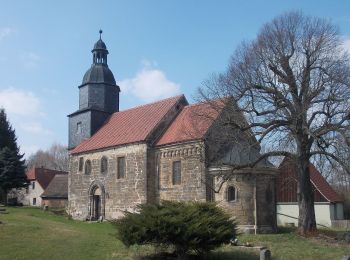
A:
0,207,349,259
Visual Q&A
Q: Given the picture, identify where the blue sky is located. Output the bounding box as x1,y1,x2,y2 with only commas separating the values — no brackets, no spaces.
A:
1,0,350,157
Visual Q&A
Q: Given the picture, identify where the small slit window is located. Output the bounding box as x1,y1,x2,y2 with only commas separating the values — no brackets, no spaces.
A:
172,161,181,185
117,157,125,179
76,122,82,134
85,160,92,175
101,156,108,174
227,186,236,202
78,157,84,172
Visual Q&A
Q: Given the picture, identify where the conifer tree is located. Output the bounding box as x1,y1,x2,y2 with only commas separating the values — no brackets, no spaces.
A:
0,109,27,205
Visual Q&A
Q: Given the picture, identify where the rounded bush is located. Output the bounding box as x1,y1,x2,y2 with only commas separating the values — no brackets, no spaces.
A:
114,201,237,257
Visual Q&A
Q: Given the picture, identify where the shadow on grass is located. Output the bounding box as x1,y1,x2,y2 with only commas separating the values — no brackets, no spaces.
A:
138,248,259,260
277,226,297,234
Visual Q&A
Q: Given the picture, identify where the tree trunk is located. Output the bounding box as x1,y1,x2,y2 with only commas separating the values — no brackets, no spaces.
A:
0,188,7,206
296,139,317,235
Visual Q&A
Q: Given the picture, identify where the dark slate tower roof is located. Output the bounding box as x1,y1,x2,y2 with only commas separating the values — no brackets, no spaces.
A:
82,65,116,85
81,30,116,87
68,30,120,150
93,39,107,50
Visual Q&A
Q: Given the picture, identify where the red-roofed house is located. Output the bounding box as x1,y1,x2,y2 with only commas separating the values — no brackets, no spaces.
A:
276,158,344,227
67,35,277,233
12,168,68,206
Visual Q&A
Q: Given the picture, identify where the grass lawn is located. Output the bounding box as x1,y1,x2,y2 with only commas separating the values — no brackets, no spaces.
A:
0,207,349,260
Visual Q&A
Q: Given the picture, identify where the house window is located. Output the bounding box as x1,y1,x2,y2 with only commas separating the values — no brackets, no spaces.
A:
172,161,181,185
227,186,237,202
85,160,92,175
78,157,84,172
32,181,35,190
26,186,29,194
76,122,82,134
117,157,125,179
33,198,36,205
101,156,108,174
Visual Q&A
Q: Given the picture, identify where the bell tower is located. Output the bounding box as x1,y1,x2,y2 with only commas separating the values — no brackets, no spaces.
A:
68,30,120,150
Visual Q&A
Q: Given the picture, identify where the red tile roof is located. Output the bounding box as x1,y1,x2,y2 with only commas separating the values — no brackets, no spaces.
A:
26,168,68,189
71,95,186,154
278,158,343,202
308,163,343,202
156,99,225,146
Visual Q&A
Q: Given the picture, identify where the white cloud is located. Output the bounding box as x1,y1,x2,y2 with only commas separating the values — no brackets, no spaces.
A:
20,145,40,158
118,61,181,102
20,122,53,136
0,27,13,42
0,88,53,156
0,88,43,116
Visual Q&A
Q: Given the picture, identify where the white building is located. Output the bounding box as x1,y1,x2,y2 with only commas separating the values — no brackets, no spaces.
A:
276,159,344,227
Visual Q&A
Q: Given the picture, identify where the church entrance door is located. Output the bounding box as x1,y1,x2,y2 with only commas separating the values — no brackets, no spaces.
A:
89,185,103,220
93,195,101,219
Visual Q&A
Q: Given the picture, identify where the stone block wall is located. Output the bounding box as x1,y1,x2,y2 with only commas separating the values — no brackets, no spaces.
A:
214,172,277,233
215,174,255,227
68,143,148,220
42,198,68,208
156,142,207,202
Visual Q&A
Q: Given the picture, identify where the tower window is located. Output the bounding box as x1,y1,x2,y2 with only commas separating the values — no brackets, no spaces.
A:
172,161,181,185
85,160,92,175
32,181,35,190
101,156,108,174
78,157,84,172
76,122,82,134
117,157,125,179
227,186,237,202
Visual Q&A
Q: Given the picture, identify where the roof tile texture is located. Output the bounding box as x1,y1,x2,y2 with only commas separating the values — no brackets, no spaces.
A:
156,100,224,146
41,174,68,198
26,168,68,189
278,158,343,202
71,95,185,154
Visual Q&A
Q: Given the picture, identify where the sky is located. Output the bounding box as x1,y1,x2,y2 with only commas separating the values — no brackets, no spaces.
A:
1,0,350,157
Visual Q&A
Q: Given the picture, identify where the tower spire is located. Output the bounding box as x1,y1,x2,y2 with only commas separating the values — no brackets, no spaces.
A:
92,30,108,65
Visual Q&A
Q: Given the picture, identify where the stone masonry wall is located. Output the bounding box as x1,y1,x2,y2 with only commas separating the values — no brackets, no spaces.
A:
214,172,276,233
215,174,255,227
68,143,148,220
156,142,207,202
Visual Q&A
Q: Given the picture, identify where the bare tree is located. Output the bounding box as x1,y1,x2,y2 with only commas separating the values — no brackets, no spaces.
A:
199,11,350,235
26,143,68,171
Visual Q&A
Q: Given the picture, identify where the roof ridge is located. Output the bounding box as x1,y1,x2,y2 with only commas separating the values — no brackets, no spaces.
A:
184,97,229,108
116,94,184,113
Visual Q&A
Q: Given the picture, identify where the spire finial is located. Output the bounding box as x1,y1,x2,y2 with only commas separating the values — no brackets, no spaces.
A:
99,29,103,39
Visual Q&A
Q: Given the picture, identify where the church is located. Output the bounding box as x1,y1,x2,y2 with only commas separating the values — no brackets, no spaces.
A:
67,32,277,233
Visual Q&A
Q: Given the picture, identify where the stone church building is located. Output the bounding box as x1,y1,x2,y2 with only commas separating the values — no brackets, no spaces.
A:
68,33,277,233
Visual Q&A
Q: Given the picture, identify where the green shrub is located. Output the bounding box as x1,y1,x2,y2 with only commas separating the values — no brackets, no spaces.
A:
114,201,237,257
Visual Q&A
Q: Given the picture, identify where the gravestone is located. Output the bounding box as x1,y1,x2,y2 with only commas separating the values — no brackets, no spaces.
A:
260,249,271,260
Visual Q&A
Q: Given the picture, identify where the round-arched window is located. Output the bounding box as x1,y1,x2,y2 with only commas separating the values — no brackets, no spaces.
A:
227,186,237,202
101,156,108,174
85,160,92,175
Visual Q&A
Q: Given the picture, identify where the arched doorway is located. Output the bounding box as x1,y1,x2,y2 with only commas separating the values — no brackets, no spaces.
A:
88,182,105,220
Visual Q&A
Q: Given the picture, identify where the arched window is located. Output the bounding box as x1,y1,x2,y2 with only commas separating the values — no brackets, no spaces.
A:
227,186,236,202
85,160,92,175
100,156,108,174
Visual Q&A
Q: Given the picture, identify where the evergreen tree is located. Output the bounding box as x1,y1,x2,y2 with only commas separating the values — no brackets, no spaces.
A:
0,109,27,205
